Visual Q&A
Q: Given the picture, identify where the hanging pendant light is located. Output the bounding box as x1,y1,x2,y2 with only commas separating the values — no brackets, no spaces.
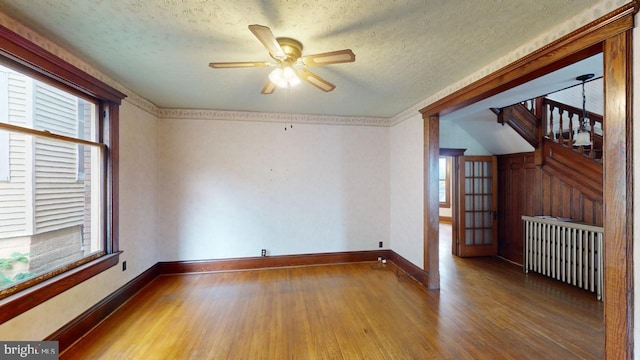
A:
573,73,594,147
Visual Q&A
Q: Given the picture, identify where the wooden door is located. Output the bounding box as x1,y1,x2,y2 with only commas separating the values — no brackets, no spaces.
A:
457,156,498,257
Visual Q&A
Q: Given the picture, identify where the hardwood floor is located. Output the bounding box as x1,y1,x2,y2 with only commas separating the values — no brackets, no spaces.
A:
61,225,603,359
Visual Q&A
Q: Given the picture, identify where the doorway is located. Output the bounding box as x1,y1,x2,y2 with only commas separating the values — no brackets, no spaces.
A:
422,6,634,358
440,149,498,258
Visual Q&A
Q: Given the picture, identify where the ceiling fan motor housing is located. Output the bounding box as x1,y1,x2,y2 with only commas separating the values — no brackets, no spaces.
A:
276,37,303,62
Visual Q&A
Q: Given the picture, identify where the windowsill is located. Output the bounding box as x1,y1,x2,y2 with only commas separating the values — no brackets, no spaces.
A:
0,252,121,324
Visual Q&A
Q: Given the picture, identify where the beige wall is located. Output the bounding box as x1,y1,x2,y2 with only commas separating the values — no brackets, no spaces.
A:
389,113,423,268
157,117,390,260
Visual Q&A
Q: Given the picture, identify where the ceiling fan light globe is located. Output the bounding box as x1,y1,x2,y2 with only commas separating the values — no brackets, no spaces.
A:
288,75,301,87
276,79,289,88
269,68,284,84
285,66,299,79
269,66,301,88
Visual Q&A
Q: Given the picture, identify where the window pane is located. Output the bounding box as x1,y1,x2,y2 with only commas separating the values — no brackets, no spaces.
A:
438,157,450,206
439,157,447,180
0,133,103,291
0,64,95,142
465,178,472,193
0,71,8,181
465,229,473,245
0,64,102,294
0,129,8,182
439,180,446,202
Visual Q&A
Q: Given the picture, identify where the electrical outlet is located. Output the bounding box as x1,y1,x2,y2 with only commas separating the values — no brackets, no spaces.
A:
122,261,127,271
261,249,267,257
379,241,383,248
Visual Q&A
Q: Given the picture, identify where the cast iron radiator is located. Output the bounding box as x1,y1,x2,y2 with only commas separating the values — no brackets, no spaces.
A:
522,215,603,300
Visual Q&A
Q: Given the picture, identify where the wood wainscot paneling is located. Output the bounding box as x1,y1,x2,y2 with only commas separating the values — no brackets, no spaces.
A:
540,141,603,225
497,147,603,266
497,152,537,264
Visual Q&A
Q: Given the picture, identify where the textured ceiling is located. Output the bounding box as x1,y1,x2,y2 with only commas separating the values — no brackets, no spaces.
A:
0,0,603,118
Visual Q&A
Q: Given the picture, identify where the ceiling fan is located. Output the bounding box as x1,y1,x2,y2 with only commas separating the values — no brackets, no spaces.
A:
209,24,355,94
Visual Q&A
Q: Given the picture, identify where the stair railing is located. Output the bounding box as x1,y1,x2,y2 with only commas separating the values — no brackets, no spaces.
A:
538,98,603,160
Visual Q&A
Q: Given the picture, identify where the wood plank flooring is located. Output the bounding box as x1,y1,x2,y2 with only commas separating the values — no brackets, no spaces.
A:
61,225,603,359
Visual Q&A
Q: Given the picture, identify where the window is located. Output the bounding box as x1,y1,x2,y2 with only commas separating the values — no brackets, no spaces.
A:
439,156,450,208
0,65,104,295
0,25,125,323
0,70,8,182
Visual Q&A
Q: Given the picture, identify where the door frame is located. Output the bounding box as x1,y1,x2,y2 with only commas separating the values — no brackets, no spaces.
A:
420,4,636,359
440,148,466,257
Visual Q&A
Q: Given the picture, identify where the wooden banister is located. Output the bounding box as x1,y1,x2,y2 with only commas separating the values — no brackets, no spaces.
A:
541,98,603,161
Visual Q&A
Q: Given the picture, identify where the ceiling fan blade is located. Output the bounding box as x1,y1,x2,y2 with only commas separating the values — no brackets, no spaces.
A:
209,61,271,68
248,24,287,60
298,70,336,92
301,49,355,66
261,81,276,94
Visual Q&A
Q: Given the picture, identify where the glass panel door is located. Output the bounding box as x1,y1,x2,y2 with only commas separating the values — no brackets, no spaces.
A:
457,156,498,257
